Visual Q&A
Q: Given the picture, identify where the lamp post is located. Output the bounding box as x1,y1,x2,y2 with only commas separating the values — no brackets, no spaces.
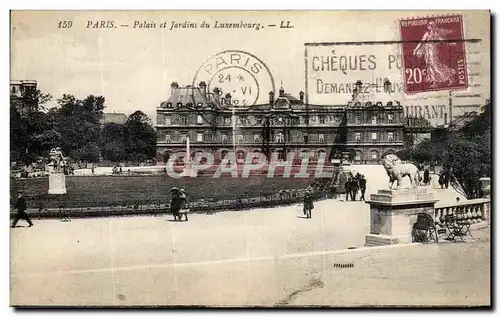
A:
261,116,271,162
278,116,287,161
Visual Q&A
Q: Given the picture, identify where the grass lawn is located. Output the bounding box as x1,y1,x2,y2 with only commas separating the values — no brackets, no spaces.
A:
10,175,315,209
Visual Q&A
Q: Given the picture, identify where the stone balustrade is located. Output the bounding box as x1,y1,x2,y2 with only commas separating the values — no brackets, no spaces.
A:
434,198,490,226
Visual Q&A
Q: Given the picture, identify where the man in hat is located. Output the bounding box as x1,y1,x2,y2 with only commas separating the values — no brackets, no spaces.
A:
359,175,367,201
11,191,33,228
303,189,314,219
170,187,180,221
178,189,189,221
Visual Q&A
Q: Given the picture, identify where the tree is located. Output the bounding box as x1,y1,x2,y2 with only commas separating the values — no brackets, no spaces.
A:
124,111,157,162
461,99,491,136
441,99,491,199
442,132,490,199
411,139,442,165
100,123,126,162
10,90,55,164
51,94,105,162
70,142,101,163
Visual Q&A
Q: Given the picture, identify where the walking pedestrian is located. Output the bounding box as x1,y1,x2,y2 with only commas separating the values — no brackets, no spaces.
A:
179,188,188,207
350,178,359,201
11,191,33,228
359,175,367,201
170,187,181,221
344,178,351,201
443,170,450,189
423,169,430,186
303,189,314,219
439,173,445,189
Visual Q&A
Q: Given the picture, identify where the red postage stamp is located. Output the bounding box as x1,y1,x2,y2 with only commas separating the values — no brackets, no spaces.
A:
400,15,468,94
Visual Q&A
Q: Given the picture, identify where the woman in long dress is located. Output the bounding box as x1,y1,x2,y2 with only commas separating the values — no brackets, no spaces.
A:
413,21,456,88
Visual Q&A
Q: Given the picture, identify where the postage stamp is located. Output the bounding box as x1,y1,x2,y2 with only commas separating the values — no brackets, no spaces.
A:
400,15,468,94
192,50,275,106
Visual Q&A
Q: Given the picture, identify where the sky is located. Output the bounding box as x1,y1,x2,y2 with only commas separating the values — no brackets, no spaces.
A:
10,10,490,125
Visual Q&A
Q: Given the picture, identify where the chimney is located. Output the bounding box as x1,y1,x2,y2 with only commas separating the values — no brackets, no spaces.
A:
213,87,221,104
299,91,304,103
199,81,207,95
170,82,179,96
279,87,285,97
269,91,275,104
225,93,232,106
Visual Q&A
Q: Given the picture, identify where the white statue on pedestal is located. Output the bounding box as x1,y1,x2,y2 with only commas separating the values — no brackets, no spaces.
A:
48,147,67,194
382,154,420,189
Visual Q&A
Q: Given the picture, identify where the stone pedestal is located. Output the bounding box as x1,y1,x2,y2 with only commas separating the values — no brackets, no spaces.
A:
365,188,438,247
48,173,67,194
479,177,491,198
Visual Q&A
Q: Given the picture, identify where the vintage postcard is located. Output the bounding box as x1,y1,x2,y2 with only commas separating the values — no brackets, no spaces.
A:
10,10,491,307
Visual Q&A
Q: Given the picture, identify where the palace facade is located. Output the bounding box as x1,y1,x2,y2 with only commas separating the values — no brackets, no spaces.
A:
155,82,405,164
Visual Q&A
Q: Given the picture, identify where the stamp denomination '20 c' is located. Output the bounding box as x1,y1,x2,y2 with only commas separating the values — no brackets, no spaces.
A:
400,15,468,94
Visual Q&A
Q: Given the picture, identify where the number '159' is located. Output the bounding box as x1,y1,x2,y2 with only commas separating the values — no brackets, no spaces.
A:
58,21,73,28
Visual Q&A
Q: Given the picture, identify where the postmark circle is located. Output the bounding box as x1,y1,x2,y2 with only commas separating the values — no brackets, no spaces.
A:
208,66,260,106
193,50,275,106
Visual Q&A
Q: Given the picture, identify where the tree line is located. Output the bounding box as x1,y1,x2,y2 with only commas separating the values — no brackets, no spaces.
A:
10,89,156,166
396,100,491,199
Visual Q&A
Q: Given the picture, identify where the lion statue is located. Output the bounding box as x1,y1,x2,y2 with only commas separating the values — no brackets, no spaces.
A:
382,154,420,189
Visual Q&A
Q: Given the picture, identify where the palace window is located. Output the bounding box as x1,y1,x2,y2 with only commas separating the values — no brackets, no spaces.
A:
166,103,172,108
237,135,244,144
355,113,361,124
276,132,285,143
256,116,263,125
371,113,377,124
197,115,203,125
388,113,394,124
254,134,261,143
197,133,203,142
165,134,171,143
371,150,379,160
177,102,182,108
318,134,325,143
165,116,171,126
221,134,228,143
355,132,361,142
355,151,362,161
372,132,378,142
388,132,394,142
180,116,187,125
223,116,231,125
303,134,309,144
319,116,325,124
181,134,187,143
